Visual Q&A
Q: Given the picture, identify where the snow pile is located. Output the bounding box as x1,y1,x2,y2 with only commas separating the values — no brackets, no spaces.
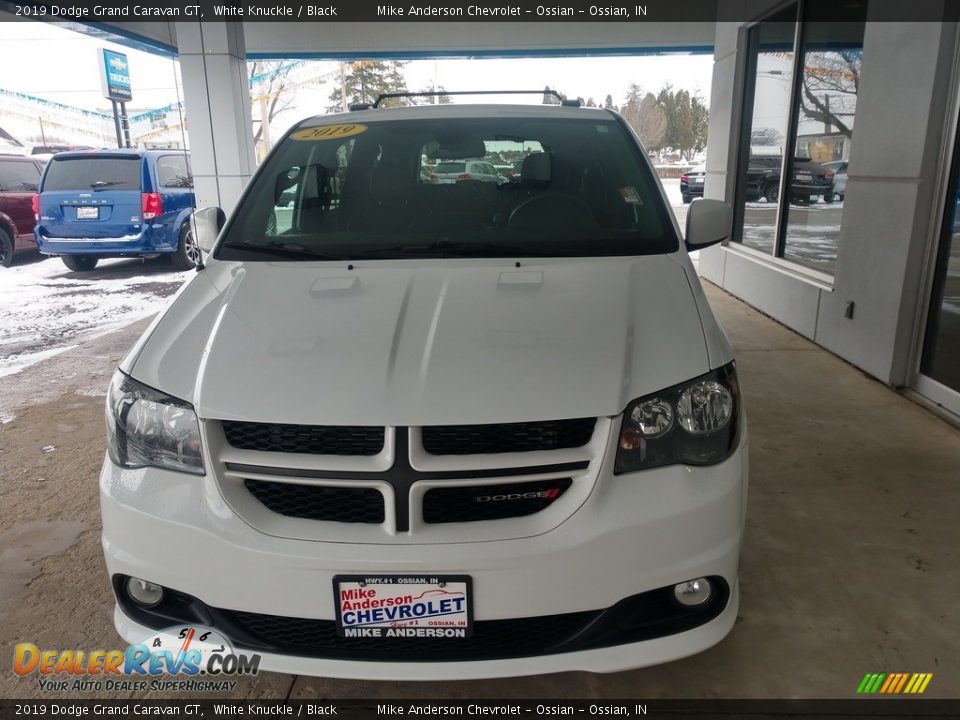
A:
0,256,188,378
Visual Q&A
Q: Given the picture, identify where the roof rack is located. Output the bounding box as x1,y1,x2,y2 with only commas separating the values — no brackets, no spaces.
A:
348,90,582,110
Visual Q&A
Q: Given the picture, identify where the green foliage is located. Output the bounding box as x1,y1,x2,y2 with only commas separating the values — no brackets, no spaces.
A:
653,85,709,159
620,83,666,149
327,60,411,112
542,86,562,105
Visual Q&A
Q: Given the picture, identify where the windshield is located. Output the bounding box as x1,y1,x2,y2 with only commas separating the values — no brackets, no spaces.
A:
42,157,141,191
217,115,678,261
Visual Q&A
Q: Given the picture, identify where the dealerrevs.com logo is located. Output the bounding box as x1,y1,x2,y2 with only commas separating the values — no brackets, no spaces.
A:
13,626,260,693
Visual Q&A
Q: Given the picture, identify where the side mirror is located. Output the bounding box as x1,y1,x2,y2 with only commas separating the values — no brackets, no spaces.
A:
190,206,226,259
685,199,732,251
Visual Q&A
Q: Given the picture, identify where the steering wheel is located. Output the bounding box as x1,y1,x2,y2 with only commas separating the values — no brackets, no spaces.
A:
507,193,597,230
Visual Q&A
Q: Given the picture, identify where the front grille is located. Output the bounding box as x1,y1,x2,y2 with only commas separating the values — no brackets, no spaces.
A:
222,421,384,456
245,479,384,524
423,478,572,524
422,418,596,455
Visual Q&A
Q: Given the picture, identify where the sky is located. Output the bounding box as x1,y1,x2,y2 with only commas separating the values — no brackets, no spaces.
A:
0,19,714,145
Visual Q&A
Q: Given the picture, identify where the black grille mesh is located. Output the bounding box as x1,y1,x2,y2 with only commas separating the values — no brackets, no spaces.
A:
226,609,596,662
222,421,384,456
422,418,596,455
245,479,384,524
423,478,572,524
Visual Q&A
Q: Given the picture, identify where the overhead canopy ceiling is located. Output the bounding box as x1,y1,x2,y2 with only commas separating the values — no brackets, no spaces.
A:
0,16,717,58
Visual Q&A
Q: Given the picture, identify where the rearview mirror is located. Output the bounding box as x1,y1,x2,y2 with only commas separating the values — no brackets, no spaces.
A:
190,206,226,259
275,166,302,205
685,199,732,251
424,137,487,160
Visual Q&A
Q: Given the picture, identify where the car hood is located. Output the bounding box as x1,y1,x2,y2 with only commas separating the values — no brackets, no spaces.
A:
127,256,712,426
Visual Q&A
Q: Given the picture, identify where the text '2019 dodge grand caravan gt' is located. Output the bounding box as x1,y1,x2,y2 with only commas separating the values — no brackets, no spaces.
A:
101,102,747,680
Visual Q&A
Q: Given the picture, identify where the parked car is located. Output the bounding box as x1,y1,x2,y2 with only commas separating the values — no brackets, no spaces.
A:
680,163,706,203
0,154,43,267
101,102,746,679
744,155,835,204
791,158,836,203
822,160,848,200
430,159,503,184
34,149,198,271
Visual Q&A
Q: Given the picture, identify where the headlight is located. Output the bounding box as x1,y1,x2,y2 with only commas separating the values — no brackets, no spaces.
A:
615,362,739,474
105,370,204,475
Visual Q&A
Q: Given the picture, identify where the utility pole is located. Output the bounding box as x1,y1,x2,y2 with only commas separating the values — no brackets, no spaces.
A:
111,100,123,148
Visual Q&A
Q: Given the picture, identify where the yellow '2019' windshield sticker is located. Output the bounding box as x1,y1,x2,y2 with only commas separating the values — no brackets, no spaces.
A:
291,124,367,141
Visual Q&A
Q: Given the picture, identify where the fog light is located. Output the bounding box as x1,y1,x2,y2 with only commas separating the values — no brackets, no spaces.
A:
674,578,712,607
126,577,164,608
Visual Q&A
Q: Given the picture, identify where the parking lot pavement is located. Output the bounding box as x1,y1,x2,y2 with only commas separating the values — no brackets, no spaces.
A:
1,278,958,699
0,254,189,382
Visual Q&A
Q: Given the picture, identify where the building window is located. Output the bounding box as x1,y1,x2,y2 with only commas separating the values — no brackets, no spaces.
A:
734,9,797,256
920,116,960,396
732,0,867,276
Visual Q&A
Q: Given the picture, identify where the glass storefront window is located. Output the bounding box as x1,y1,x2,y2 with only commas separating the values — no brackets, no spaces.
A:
920,141,960,395
782,10,866,273
732,1,867,277
734,10,797,255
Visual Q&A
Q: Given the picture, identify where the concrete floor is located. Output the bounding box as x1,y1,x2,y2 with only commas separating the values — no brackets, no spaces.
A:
0,282,957,700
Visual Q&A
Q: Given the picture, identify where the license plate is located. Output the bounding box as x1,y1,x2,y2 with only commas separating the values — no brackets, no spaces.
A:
334,575,472,639
76,207,99,220
796,172,812,182
693,177,704,184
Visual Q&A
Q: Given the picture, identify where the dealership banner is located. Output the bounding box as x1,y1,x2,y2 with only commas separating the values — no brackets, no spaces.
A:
2,700,960,719
1,0,957,22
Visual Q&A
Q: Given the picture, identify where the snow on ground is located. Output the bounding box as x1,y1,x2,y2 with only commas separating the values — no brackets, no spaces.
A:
660,178,684,207
0,255,189,379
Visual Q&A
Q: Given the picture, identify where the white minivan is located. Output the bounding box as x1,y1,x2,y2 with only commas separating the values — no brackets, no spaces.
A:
101,102,747,680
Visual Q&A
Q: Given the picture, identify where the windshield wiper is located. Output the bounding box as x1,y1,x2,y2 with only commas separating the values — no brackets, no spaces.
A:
221,241,344,261
358,240,548,258
90,181,124,188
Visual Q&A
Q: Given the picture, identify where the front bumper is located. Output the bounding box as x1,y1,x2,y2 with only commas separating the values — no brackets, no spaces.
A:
100,434,748,679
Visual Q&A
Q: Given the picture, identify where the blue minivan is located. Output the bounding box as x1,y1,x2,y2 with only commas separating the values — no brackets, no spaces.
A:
35,149,198,271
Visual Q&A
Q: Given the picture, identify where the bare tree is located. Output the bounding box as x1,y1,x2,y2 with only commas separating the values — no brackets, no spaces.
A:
249,62,297,148
621,84,666,149
751,127,784,146
798,50,861,137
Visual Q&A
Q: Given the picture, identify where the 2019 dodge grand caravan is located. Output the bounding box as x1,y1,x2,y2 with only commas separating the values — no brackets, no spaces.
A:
101,102,748,679
35,149,198,271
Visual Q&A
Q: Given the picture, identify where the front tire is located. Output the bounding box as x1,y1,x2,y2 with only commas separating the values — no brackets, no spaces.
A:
763,182,779,203
682,194,692,204
169,224,201,270
62,255,98,272
0,229,14,268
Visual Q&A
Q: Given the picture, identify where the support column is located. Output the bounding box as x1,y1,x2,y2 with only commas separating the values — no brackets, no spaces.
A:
698,22,741,284
175,21,256,213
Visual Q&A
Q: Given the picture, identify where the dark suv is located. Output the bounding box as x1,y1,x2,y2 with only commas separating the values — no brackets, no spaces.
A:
744,155,835,204
0,154,43,267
